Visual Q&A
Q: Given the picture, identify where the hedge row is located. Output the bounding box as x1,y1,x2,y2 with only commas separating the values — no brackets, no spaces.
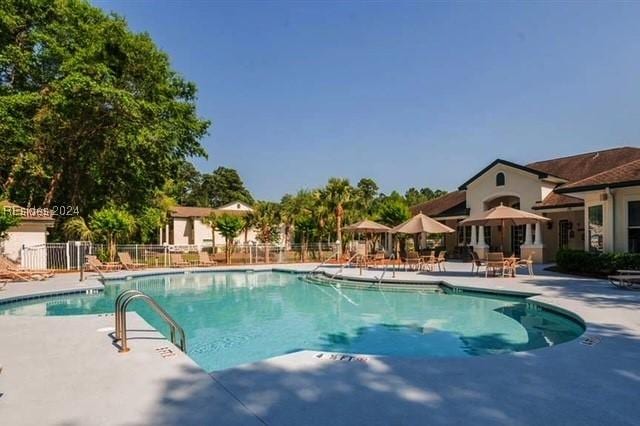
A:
555,249,640,276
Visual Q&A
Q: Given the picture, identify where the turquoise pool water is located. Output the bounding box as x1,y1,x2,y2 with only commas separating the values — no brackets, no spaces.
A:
0,271,584,371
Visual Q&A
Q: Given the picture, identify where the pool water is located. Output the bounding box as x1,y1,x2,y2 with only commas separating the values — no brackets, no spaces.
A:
0,271,584,371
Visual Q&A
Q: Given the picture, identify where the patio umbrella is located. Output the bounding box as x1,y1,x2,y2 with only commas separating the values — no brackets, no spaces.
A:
459,203,550,251
343,220,391,257
391,213,455,234
391,213,455,255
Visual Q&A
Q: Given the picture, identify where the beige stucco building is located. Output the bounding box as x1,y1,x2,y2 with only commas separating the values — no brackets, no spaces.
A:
1,202,55,262
160,201,258,247
411,147,640,263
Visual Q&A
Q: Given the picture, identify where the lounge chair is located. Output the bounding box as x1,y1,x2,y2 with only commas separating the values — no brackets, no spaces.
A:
85,255,121,273
0,256,54,280
609,269,640,289
118,252,146,270
515,254,534,276
485,252,505,277
471,251,486,275
170,253,190,268
197,251,217,267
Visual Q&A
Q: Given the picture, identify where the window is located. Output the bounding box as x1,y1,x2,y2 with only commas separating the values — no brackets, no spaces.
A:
496,172,505,186
559,220,570,250
588,205,603,252
483,226,491,245
629,201,640,253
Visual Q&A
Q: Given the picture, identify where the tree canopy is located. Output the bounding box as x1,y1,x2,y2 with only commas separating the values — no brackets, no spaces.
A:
0,0,209,215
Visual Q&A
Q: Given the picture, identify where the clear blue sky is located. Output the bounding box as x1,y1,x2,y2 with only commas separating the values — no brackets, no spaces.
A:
94,1,640,200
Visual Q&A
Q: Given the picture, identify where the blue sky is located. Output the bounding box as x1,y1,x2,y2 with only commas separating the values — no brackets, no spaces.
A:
94,1,640,200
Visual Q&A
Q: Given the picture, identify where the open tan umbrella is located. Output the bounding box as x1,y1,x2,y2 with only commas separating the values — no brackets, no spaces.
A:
459,203,550,227
343,220,391,257
459,203,550,252
392,213,455,234
343,220,391,233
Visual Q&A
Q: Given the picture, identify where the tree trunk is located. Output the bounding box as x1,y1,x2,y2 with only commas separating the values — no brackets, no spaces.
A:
43,171,62,208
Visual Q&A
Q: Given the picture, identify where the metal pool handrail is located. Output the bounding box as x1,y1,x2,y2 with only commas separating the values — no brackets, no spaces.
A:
308,248,340,276
331,252,360,279
114,290,186,353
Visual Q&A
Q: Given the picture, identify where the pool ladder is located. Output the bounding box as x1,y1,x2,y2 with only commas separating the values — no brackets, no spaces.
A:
114,289,187,353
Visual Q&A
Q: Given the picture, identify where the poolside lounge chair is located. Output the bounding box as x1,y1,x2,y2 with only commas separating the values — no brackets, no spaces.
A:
471,251,486,275
118,252,146,270
170,253,190,268
0,256,54,280
485,252,505,278
85,255,121,273
197,251,217,267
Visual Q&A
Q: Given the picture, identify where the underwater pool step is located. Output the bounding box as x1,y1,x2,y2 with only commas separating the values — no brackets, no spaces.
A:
301,274,443,292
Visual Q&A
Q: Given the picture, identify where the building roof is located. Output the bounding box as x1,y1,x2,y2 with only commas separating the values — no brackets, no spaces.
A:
170,204,251,218
532,192,585,210
410,190,467,218
555,158,640,193
0,201,55,223
458,159,561,190
526,146,640,182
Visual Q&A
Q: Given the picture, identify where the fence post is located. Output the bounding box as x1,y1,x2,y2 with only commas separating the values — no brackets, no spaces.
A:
163,243,168,267
75,241,81,271
20,245,26,269
66,241,71,270
135,244,139,263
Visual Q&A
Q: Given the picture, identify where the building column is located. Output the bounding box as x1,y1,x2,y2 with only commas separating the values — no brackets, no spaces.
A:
165,224,170,245
524,224,533,246
534,222,543,246
475,225,489,259
470,225,478,247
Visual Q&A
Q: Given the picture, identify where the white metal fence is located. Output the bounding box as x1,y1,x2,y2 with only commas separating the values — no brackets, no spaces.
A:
19,241,338,271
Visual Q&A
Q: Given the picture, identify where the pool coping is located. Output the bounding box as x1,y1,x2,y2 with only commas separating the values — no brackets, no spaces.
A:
2,263,640,425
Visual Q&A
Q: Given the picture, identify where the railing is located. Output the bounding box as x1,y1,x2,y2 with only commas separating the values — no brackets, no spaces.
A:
308,248,340,276
331,252,360,279
114,289,186,353
18,242,338,271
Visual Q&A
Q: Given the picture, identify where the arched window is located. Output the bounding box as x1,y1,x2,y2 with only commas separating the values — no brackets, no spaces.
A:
496,172,505,186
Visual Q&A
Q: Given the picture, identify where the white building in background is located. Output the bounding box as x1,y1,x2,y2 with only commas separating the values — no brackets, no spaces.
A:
1,202,55,262
160,201,267,247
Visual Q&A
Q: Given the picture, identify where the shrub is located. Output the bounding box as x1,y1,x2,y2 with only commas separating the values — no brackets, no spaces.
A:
556,249,640,276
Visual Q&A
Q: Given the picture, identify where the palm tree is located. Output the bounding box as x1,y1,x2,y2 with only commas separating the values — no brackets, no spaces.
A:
252,201,281,263
320,178,353,255
201,211,217,249
215,214,244,264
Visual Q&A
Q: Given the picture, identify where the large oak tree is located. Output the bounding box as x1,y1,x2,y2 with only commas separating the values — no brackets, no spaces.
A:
0,0,209,215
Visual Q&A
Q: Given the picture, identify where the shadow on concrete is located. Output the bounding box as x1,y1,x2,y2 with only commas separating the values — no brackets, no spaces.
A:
201,323,640,425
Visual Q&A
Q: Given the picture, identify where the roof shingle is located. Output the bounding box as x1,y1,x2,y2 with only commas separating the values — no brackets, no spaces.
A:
410,191,467,218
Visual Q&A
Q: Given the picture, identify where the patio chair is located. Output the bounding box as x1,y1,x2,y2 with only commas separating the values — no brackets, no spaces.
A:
85,255,121,273
485,252,505,278
118,252,146,270
436,251,447,272
502,255,517,278
197,251,217,267
170,253,190,268
403,252,422,271
609,269,640,289
471,251,486,275
515,253,534,276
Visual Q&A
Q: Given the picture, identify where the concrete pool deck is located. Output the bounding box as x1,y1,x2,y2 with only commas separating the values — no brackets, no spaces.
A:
1,263,639,425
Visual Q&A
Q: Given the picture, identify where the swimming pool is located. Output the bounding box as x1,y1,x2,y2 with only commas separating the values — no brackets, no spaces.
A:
0,271,584,371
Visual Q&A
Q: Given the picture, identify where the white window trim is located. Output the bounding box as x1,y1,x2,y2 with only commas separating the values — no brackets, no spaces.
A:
585,201,605,252
623,194,640,253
